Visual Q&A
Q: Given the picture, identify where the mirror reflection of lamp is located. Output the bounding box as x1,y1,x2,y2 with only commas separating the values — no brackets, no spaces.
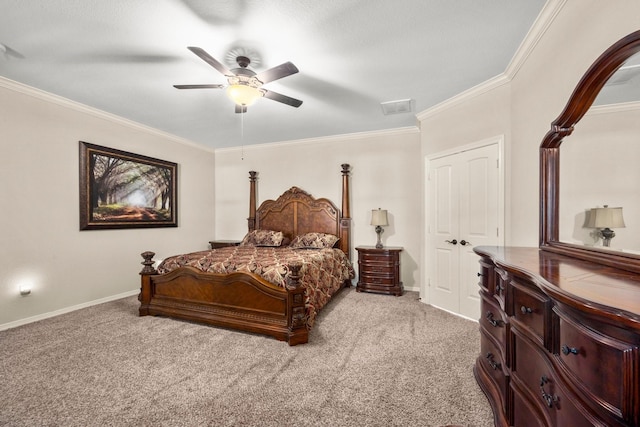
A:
371,208,389,249
586,205,625,247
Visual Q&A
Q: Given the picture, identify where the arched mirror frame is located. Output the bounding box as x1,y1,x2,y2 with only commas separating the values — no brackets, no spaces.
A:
540,29,640,273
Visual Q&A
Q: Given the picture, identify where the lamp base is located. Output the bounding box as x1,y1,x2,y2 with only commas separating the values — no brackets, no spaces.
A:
375,225,384,249
601,227,615,247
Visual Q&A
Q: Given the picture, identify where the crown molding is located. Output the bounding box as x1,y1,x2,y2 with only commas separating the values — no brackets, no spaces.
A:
587,100,640,115
215,125,420,153
416,0,567,121
0,75,215,153
504,0,567,79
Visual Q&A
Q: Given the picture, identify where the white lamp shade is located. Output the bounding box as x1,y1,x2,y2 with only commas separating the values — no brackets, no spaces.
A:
226,84,262,106
586,206,625,228
371,209,388,226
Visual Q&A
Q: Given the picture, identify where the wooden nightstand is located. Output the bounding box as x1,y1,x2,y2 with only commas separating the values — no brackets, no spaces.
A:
209,240,241,249
356,246,403,296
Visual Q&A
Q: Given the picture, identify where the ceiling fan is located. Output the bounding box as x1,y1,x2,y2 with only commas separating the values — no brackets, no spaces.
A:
174,46,303,113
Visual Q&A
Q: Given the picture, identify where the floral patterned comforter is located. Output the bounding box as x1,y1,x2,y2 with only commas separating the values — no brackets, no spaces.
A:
157,246,355,328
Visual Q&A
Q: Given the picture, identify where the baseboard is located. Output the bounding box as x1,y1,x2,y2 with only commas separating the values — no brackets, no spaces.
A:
429,304,479,323
0,289,139,331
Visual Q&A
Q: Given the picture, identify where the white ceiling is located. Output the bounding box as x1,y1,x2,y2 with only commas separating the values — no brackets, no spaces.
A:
0,0,546,149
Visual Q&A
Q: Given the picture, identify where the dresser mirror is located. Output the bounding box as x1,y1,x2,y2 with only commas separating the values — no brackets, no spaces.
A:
540,29,640,273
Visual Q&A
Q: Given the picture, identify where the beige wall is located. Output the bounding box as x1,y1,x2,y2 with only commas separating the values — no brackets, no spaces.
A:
214,128,423,291
0,80,216,327
5,0,640,327
509,0,640,246
421,0,640,251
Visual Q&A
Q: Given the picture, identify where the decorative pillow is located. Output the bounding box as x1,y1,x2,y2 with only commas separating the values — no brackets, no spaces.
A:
240,230,284,247
290,232,339,249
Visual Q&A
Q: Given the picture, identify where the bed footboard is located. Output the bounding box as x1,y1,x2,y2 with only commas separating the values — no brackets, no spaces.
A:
138,251,308,345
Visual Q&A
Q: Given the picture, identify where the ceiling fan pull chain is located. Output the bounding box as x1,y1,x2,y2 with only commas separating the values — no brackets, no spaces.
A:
241,109,244,160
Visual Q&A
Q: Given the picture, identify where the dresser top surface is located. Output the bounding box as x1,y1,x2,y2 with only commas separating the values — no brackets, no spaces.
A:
475,246,640,319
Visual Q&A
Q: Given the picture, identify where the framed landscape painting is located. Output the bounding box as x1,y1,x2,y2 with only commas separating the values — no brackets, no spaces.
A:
79,141,178,230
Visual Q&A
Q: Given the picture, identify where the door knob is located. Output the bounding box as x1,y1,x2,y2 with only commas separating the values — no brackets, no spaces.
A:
445,239,458,245
460,240,472,246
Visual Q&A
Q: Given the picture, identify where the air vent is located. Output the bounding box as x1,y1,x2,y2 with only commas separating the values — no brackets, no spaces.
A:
380,99,414,115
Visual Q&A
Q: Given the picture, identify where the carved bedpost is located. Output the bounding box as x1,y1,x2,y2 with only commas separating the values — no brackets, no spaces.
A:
340,164,352,261
286,262,308,345
139,251,156,316
248,171,257,231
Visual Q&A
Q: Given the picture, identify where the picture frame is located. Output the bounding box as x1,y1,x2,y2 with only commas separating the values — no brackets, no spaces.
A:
79,141,178,230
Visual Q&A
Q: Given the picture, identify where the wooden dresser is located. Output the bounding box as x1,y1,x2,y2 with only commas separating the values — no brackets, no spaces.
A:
355,246,403,296
473,246,640,427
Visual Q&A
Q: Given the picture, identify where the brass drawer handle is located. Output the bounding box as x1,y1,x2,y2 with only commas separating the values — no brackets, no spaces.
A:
561,344,579,356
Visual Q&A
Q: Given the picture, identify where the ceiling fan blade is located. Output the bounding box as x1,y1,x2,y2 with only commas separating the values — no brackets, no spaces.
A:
0,43,25,59
255,62,299,84
235,105,247,114
173,84,224,89
187,46,232,76
263,90,303,107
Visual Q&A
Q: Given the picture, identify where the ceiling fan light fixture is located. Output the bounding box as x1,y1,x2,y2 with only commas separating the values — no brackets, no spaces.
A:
226,83,263,106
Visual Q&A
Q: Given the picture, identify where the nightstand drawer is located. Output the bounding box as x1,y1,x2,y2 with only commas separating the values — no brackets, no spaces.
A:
358,252,400,263
358,264,395,274
358,273,396,286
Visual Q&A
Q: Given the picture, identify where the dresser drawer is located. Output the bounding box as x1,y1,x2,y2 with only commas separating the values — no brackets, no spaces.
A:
511,280,550,346
512,383,549,427
512,326,551,401
494,267,508,309
480,329,509,414
478,258,494,293
512,372,597,427
480,295,507,354
555,308,638,423
512,328,598,427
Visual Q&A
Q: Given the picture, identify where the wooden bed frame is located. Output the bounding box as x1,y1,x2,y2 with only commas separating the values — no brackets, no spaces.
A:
138,164,352,345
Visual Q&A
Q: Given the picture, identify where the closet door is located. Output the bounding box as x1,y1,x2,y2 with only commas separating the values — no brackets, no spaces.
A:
428,143,500,320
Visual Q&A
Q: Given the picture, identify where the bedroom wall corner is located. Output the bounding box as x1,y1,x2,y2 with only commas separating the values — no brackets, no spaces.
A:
0,80,216,328
214,128,422,292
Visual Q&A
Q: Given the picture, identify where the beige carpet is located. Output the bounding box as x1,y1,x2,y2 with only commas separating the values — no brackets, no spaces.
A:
0,288,493,426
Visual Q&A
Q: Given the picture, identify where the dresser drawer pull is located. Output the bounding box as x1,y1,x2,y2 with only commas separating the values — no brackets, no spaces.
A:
539,376,558,408
477,272,484,277
561,345,579,356
485,311,503,327
486,352,501,370
520,306,533,315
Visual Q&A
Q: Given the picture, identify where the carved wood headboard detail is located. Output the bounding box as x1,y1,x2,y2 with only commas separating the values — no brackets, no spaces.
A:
247,164,352,260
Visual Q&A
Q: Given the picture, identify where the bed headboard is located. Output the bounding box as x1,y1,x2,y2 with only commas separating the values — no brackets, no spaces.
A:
247,164,352,260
